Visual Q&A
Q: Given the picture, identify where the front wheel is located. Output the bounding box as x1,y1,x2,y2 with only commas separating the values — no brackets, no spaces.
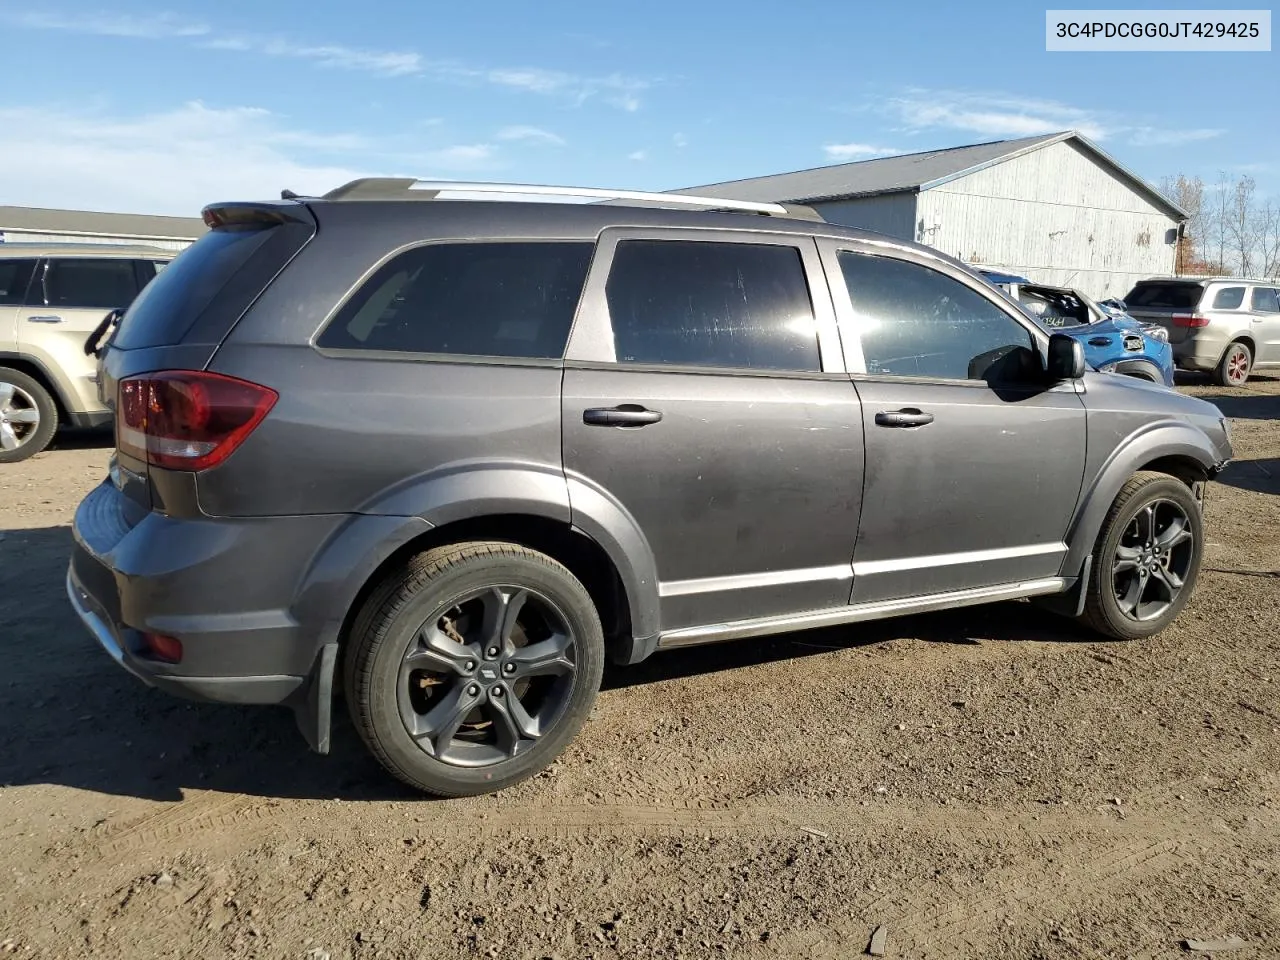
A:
344,542,605,797
1078,472,1202,640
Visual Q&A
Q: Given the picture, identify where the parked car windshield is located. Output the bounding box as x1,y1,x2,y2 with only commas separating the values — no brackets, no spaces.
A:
1016,284,1096,329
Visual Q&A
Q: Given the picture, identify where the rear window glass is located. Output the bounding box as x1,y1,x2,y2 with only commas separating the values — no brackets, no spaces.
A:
1211,286,1245,310
112,226,283,350
317,242,593,359
1124,282,1203,309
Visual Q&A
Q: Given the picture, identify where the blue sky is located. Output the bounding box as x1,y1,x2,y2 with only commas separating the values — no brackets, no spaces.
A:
0,0,1274,215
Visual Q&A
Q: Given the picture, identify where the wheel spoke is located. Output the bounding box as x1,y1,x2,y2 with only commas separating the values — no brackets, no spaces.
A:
1117,570,1148,615
402,625,476,677
1155,516,1192,550
411,682,481,756
485,691,535,757
510,631,575,678
6,408,38,425
1113,544,1141,574
1134,505,1156,545
479,587,527,658
0,383,13,407
0,423,19,451
1150,564,1184,597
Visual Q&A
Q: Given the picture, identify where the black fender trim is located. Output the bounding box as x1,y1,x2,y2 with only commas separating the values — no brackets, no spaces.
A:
293,641,338,754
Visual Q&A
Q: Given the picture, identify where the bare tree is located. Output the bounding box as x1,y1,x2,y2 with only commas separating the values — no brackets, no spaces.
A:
1207,172,1233,273
1258,200,1280,279
1160,174,1205,274
1227,175,1258,276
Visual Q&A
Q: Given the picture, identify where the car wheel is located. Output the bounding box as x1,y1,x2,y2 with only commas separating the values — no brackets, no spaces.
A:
0,368,59,464
344,541,605,797
1213,341,1252,387
1078,471,1202,641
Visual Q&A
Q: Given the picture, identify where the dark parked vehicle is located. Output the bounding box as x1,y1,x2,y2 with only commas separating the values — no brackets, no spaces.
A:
68,181,1233,796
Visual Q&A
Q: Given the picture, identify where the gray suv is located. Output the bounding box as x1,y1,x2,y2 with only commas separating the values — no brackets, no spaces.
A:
1124,276,1280,386
68,181,1233,797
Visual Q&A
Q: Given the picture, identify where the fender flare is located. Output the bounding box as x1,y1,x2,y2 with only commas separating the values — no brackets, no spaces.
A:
1061,420,1219,577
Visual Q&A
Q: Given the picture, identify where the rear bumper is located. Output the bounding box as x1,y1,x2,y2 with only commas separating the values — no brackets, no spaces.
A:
1172,334,1231,371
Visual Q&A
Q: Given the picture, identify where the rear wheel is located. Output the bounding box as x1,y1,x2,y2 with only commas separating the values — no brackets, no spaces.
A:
1078,472,1202,641
1213,341,1252,387
344,542,605,797
0,368,58,464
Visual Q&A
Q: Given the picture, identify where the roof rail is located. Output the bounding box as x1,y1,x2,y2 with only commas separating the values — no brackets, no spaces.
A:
319,178,824,220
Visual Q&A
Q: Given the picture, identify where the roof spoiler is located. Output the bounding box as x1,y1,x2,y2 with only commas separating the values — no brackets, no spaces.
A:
201,202,314,229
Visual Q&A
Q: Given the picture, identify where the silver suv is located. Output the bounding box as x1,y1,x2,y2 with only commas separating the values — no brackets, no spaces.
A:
0,244,173,462
68,181,1233,797
1124,277,1280,386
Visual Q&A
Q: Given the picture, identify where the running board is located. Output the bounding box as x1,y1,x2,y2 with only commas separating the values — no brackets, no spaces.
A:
656,577,1068,649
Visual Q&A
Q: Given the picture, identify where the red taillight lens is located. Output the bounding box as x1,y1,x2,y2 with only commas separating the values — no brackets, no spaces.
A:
142,632,183,663
1172,313,1210,328
116,371,277,471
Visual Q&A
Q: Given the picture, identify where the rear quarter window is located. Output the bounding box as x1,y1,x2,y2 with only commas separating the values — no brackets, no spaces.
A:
1211,286,1245,310
317,241,594,360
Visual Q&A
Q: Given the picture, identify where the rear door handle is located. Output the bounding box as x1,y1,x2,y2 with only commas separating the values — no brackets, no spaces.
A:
874,408,934,428
1088,336,1113,346
27,315,64,324
583,405,663,427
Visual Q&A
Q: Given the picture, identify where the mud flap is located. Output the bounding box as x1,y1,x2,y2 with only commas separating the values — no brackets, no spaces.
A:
1031,554,1092,619
293,642,338,755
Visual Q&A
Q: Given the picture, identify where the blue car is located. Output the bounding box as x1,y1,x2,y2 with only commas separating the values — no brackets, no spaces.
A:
977,270,1175,387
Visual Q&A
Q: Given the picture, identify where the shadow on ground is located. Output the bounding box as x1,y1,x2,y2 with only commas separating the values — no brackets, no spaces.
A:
0,524,1095,804
1195,392,1280,421
48,427,115,451
1216,457,1280,495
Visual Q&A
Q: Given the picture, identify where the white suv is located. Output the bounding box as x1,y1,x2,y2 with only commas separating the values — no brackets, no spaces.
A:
0,244,173,462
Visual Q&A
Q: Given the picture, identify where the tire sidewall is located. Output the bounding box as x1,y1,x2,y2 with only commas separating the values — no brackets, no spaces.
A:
0,369,58,464
1093,478,1203,640
358,552,604,795
1219,342,1252,386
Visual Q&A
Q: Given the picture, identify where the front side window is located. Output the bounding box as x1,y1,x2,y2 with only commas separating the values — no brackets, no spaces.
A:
0,259,36,306
318,241,593,359
1212,286,1245,310
838,251,1037,382
43,258,139,309
604,240,820,372
1250,287,1280,313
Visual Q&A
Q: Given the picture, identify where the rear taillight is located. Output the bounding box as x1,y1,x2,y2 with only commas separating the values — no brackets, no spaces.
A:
116,370,277,471
1172,313,1210,328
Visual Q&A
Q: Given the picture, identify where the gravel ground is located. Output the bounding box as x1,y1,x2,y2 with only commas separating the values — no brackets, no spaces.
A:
0,376,1277,960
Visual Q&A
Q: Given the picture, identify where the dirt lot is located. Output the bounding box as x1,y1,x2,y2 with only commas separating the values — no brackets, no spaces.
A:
1,377,1277,960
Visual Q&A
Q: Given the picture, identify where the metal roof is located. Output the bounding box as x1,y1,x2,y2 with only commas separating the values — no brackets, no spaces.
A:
0,205,206,241
675,131,1188,220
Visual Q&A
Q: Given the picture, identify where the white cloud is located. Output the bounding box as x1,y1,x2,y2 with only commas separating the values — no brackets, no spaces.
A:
0,101,501,216
483,67,650,110
887,89,1110,141
673,133,688,149
1129,126,1224,147
14,10,209,38
823,142,900,160
204,36,423,76
496,125,566,146
628,150,648,162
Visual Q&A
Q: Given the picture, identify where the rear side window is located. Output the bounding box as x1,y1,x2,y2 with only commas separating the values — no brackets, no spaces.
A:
1124,282,1203,309
112,224,308,350
1251,287,1280,313
838,251,1037,382
1211,286,1245,310
604,240,820,372
0,259,36,305
44,259,139,309
318,242,593,359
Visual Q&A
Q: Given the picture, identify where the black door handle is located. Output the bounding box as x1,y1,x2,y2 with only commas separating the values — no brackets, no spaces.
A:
874,408,934,428
583,405,663,427
1088,336,1113,347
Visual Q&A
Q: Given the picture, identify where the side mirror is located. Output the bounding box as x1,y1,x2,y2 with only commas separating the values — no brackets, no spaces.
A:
1046,333,1085,381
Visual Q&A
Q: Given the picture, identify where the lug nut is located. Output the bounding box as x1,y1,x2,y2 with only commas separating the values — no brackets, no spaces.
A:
492,686,504,698
464,660,476,671
503,663,516,674
486,646,499,657
467,684,480,696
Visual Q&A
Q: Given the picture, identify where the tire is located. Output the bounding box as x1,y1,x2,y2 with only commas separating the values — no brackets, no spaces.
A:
0,367,59,464
344,541,605,797
1078,471,1203,641
1213,340,1252,387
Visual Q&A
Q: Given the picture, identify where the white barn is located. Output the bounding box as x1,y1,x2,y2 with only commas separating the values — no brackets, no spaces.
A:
679,131,1187,300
